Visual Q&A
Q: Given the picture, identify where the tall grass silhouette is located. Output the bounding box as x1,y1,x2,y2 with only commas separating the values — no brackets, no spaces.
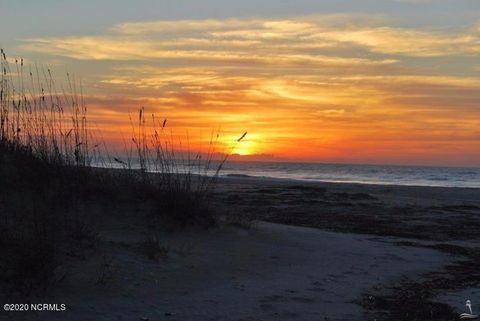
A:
0,49,246,297
124,106,247,226
0,49,100,297
0,49,91,165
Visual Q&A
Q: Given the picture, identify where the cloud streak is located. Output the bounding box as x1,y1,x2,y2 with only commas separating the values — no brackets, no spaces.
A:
21,16,480,60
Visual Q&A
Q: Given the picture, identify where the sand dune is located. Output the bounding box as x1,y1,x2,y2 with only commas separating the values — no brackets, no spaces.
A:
41,221,448,321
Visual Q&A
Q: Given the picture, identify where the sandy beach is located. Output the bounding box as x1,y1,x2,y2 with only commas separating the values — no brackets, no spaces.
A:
9,176,479,321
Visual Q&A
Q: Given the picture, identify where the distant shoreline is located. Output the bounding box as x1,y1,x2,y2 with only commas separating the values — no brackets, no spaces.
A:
90,163,480,189
94,159,480,188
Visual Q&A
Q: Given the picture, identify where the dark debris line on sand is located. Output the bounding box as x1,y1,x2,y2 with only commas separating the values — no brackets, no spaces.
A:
361,243,480,321
215,182,480,321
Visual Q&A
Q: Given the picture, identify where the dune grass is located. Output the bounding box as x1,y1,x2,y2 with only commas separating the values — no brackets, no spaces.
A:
122,107,246,227
0,49,246,297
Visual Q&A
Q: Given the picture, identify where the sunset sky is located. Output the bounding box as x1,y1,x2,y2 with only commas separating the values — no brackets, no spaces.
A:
1,0,479,166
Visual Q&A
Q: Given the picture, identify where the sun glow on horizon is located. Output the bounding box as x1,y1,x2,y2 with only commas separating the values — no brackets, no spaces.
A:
231,136,258,156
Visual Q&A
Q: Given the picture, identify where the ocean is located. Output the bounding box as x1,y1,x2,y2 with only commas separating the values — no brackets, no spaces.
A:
101,158,480,188
218,162,480,188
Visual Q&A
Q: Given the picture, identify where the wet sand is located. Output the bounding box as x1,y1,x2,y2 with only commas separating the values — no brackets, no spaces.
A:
214,175,480,241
